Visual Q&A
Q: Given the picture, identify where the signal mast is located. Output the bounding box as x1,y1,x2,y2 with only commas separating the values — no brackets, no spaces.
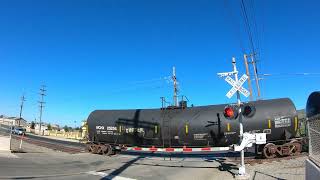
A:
172,66,179,107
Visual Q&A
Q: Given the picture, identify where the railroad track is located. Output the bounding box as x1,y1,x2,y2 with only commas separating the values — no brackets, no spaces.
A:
226,152,308,165
11,135,86,154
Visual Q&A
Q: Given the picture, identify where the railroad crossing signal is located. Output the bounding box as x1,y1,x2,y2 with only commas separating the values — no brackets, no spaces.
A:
225,74,250,98
217,57,250,178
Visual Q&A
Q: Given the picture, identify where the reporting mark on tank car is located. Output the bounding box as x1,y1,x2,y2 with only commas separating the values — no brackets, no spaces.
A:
274,117,291,128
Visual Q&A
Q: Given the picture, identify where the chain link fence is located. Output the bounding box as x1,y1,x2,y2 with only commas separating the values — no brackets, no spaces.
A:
308,115,320,166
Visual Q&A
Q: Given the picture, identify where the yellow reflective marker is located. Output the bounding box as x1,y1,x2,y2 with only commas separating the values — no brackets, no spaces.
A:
295,117,298,131
119,126,122,133
268,120,271,129
227,123,231,132
185,123,189,134
155,125,158,134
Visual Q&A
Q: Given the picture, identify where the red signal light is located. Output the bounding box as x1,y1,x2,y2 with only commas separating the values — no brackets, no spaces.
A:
244,106,252,114
242,104,256,117
224,105,238,120
225,107,234,117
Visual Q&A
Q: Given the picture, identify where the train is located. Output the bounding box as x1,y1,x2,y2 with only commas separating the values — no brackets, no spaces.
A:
86,98,303,158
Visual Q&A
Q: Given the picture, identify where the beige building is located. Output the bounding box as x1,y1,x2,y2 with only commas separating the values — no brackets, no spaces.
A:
0,115,27,127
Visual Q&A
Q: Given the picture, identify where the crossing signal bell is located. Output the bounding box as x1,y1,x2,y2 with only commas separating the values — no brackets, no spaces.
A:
224,105,239,120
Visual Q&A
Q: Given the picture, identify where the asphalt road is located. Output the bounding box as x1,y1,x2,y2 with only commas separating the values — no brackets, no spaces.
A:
0,125,306,180
0,152,238,180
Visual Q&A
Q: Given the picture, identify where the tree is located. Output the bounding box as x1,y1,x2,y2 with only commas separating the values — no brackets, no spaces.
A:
47,123,52,130
30,121,35,129
63,125,69,132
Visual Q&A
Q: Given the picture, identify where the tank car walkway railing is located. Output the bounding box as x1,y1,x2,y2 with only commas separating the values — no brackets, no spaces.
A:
308,115,320,166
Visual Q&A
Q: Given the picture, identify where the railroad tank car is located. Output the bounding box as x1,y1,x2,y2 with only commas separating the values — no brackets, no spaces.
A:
306,91,320,118
87,98,298,151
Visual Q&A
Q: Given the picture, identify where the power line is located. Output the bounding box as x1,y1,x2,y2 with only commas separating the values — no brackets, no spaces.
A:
240,0,256,55
223,0,246,54
239,0,263,99
261,73,320,78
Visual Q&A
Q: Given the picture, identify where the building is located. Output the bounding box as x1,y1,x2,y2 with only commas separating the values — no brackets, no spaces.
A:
0,115,27,127
51,124,60,130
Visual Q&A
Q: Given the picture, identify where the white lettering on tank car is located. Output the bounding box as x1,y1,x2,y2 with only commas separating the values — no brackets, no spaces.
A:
96,126,104,130
274,117,291,128
193,133,208,140
107,126,117,131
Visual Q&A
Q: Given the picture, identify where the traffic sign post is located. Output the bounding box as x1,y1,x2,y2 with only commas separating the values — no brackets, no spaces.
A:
218,57,249,179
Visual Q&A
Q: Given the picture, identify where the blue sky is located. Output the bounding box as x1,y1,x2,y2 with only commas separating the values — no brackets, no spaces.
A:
0,0,319,127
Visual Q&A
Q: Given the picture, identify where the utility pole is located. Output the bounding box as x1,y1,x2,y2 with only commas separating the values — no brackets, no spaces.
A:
244,54,253,101
172,66,178,107
34,118,37,130
38,85,46,135
19,94,26,126
160,97,165,109
250,54,261,99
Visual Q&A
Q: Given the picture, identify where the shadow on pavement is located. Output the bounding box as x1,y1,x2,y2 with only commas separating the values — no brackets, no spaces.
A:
252,171,286,180
102,156,143,180
101,153,239,179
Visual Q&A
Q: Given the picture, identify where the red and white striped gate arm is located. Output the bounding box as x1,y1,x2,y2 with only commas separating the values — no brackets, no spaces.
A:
124,146,230,153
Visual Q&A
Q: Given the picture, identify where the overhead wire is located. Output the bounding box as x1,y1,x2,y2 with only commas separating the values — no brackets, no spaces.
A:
248,0,264,98
239,0,266,99
240,0,257,56
223,0,247,54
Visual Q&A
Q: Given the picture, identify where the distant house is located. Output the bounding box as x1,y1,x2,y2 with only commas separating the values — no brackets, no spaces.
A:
35,123,48,131
34,123,49,135
51,124,60,130
0,115,27,127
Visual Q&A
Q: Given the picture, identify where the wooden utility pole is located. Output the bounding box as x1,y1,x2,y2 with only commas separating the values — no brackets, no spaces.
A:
38,85,46,135
244,54,253,101
250,54,261,99
19,94,26,126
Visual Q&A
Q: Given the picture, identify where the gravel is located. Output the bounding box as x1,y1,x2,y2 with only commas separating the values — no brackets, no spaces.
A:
10,136,55,153
247,156,307,180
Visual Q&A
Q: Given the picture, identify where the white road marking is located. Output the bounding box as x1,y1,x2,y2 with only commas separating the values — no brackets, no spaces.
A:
0,152,19,158
86,171,136,180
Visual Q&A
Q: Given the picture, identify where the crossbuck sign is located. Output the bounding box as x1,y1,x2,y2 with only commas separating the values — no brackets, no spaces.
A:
225,74,250,99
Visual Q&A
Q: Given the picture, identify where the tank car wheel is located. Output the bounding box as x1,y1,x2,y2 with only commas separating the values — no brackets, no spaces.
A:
289,142,302,156
87,144,97,154
91,145,98,154
263,143,277,159
87,144,93,153
96,145,104,154
103,144,113,156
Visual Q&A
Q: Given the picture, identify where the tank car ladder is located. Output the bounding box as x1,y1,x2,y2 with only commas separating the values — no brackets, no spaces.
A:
161,98,172,148
162,108,172,148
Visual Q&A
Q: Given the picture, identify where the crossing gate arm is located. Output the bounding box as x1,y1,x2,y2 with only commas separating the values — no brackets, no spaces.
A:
124,146,231,153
